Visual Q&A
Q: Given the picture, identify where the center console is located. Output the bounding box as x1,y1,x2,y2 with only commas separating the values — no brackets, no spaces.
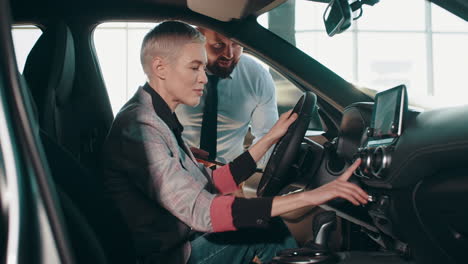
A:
354,85,408,180
270,211,339,264
270,85,410,264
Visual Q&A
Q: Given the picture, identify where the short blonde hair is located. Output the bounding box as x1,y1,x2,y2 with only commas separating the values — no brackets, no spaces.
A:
140,21,205,77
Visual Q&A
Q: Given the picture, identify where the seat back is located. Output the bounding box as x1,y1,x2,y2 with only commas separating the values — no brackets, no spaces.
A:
23,22,75,142
22,70,137,263
40,130,136,264
23,21,113,173
20,21,136,263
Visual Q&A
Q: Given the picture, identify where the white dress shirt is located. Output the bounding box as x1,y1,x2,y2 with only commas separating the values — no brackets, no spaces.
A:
176,54,279,165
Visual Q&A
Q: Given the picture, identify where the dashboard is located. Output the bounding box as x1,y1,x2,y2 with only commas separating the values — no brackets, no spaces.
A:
354,85,407,182
337,94,468,189
277,84,468,263
325,85,468,263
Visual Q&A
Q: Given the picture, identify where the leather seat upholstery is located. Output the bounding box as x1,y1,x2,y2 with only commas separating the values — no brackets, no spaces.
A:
23,22,75,143
22,21,112,172
20,22,136,263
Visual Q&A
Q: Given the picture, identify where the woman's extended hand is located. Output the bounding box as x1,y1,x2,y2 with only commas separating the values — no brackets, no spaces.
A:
303,159,368,206
271,159,368,217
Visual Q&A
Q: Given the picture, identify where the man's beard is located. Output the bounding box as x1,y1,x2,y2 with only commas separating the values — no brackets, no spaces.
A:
207,57,239,78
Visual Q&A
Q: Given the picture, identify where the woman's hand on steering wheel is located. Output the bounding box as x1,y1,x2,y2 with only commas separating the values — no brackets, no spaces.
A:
265,110,298,144
248,109,298,162
257,92,316,197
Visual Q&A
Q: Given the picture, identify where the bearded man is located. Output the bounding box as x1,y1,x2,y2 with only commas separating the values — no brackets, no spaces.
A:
176,28,278,167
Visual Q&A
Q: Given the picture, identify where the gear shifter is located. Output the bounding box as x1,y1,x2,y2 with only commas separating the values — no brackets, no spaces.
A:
271,211,339,264
306,210,337,250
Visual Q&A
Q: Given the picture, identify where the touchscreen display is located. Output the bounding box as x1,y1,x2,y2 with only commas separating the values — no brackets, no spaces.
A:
371,85,407,138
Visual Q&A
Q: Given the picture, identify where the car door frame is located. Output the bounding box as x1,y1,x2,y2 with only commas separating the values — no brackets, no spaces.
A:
0,0,75,263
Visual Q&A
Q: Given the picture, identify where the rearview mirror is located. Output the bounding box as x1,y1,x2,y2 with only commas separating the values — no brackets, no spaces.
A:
323,0,352,37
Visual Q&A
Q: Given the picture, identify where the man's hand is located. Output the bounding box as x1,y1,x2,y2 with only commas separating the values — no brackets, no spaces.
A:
190,147,210,160
190,147,222,168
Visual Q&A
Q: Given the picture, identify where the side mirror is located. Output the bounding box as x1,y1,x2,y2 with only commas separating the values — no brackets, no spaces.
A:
323,0,352,37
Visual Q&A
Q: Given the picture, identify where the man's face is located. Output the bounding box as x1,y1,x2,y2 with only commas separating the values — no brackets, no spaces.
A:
203,30,243,78
165,42,208,107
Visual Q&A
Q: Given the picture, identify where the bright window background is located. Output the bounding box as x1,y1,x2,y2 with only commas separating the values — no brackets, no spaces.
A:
11,1,468,112
93,22,306,115
93,22,159,113
11,25,42,72
259,0,468,109
94,22,308,116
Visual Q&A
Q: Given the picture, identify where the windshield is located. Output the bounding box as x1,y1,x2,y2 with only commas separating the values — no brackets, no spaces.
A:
258,0,468,110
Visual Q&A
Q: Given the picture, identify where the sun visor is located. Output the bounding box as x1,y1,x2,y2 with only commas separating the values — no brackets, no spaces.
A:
187,0,286,22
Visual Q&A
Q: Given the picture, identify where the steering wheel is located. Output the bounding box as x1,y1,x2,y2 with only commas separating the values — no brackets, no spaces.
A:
257,91,317,197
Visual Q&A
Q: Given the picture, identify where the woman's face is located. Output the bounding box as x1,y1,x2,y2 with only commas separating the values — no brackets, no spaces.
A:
164,42,208,109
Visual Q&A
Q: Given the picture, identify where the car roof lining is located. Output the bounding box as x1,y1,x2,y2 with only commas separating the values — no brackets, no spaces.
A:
12,0,287,22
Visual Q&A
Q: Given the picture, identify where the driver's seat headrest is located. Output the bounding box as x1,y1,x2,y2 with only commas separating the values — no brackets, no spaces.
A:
23,22,75,137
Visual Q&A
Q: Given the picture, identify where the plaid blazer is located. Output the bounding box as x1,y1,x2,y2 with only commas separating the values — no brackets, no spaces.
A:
103,86,217,263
